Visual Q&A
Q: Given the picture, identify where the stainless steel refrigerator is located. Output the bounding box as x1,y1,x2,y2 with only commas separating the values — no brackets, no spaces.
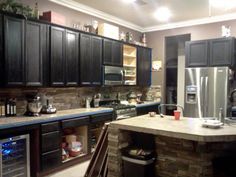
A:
184,67,233,118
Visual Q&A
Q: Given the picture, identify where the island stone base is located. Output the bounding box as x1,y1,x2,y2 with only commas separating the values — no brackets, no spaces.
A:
107,125,236,177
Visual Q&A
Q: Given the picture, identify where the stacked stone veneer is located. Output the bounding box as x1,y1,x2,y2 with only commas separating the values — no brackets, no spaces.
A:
0,86,161,115
107,125,236,177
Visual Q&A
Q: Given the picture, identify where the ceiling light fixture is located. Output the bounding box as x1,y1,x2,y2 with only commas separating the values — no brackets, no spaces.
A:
210,0,236,10
154,7,172,22
122,0,137,4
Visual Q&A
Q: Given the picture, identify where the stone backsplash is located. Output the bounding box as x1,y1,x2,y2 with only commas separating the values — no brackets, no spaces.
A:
0,86,161,115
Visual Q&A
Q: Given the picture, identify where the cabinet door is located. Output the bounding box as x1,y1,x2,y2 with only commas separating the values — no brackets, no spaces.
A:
112,41,123,66
137,47,152,86
4,16,24,86
41,131,61,153
80,33,92,85
0,15,3,85
50,26,65,86
185,40,208,67
103,39,113,65
209,38,234,66
41,149,61,171
91,36,102,85
25,21,47,86
65,30,79,86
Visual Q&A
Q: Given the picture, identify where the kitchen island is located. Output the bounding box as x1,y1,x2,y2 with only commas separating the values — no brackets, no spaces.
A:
107,115,236,177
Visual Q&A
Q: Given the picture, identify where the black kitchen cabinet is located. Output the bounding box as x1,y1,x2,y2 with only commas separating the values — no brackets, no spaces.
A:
0,15,3,84
209,37,235,67
65,30,79,86
4,15,25,86
80,33,102,85
137,47,152,86
25,21,48,86
185,40,208,67
50,26,66,86
40,121,61,172
186,37,236,68
103,39,123,66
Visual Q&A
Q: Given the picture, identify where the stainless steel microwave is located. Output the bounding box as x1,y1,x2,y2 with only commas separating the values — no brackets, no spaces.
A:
103,66,124,85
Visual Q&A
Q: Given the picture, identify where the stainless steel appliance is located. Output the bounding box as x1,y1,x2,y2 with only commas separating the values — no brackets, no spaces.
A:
25,96,42,116
100,100,137,119
103,66,124,85
184,67,233,118
0,134,30,177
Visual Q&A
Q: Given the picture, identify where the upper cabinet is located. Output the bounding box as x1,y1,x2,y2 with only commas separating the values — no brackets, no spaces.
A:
185,40,208,67
25,21,48,86
80,33,102,86
50,26,80,86
137,47,152,86
65,30,79,86
4,16,25,86
50,26,66,86
186,37,236,68
123,44,137,85
103,39,123,66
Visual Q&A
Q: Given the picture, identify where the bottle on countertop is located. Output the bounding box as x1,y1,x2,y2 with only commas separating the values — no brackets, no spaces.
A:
12,98,17,116
0,99,5,117
5,99,11,117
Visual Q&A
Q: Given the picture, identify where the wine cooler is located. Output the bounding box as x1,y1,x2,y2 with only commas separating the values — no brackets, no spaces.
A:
0,134,30,177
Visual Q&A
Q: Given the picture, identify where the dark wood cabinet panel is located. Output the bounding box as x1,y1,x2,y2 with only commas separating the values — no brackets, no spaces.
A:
41,122,59,134
0,15,3,84
41,149,61,171
137,47,152,86
103,39,113,65
4,16,25,86
209,38,234,66
91,36,102,85
185,40,208,67
90,113,113,123
50,26,65,86
80,34,102,85
112,41,123,66
80,33,92,85
103,39,123,66
62,116,90,129
25,21,47,86
41,131,61,153
65,30,79,86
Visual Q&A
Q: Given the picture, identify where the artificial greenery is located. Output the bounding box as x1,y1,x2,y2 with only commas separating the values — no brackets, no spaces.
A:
0,0,34,18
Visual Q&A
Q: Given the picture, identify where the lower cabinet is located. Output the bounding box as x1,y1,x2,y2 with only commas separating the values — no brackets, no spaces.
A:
40,122,61,172
39,112,113,173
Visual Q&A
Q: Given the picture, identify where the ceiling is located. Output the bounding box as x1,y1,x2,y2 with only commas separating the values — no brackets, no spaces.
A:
50,0,236,32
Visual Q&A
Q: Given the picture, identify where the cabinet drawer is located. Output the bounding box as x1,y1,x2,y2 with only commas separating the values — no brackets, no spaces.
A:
41,122,59,133
41,131,61,153
41,149,61,171
62,116,89,129
90,113,113,123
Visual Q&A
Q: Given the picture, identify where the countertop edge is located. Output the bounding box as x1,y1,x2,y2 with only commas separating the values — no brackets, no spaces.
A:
0,108,113,130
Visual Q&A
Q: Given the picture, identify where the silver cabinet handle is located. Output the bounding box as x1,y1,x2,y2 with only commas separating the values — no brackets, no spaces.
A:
205,77,208,116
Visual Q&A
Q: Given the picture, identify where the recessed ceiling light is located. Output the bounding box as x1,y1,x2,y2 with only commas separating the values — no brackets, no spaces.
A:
122,0,137,3
154,7,172,22
210,0,236,10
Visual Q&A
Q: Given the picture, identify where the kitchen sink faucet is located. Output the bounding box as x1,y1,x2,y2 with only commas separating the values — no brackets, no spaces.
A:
158,104,184,118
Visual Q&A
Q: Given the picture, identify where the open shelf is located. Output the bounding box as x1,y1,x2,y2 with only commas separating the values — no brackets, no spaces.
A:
123,44,137,85
62,126,88,163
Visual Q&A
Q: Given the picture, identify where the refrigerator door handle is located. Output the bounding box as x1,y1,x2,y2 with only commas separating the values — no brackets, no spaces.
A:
205,76,209,116
200,76,204,117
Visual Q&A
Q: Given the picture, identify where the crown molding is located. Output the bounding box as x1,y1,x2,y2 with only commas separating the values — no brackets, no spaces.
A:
144,13,236,32
49,0,144,32
48,0,236,33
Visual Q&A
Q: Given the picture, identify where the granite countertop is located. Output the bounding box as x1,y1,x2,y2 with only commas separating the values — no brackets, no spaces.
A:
0,108,113,130
110,114,236,142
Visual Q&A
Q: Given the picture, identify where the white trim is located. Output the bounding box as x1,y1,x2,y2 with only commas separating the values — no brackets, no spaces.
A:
48,0,144,32
144,13,236,32
48,0,236,33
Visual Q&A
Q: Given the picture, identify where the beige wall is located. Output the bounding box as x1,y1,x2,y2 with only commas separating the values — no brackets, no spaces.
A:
146,19,236,100
18,0,142,41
